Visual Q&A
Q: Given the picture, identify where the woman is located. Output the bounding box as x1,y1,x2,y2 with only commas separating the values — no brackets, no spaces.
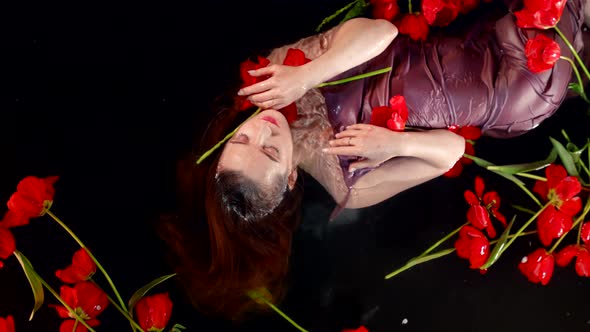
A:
159,0,588,322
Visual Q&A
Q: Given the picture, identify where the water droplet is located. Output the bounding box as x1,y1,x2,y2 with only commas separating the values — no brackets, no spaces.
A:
401,318,408,325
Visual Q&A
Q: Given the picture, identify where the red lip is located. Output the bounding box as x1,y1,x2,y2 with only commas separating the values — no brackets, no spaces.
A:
261,116,280,127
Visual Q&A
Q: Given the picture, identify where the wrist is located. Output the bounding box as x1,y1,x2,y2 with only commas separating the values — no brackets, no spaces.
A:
387,131,410,158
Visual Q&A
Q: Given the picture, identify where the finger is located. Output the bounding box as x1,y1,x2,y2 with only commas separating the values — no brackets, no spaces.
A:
248,66,276,77
238,79,275,96
346,123,374,130
321,146,358,156
328,137,355,147
249,90,279,103
349,160,376,172
334,130,357,138
252,98,279,110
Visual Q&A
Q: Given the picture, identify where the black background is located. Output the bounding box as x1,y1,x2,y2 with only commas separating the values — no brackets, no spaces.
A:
2,0,590,331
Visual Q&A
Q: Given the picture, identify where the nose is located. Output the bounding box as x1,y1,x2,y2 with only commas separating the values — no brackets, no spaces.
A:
252,121,273,145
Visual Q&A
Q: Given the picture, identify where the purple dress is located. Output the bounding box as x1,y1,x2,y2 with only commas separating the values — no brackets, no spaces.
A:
319,0,586,193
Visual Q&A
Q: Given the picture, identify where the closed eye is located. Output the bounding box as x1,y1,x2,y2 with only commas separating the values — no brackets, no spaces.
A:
229,134,280,163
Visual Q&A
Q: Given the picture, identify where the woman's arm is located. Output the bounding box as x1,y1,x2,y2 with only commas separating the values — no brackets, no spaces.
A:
323,125,465,209
237,18,398,110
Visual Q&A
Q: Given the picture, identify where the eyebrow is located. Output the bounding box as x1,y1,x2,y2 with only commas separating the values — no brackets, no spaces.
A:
228,140,280,163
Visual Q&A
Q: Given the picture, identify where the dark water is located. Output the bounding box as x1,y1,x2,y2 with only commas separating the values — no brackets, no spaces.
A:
3,0,590,331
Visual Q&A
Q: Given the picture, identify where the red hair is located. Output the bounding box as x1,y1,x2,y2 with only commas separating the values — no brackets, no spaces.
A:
158,90,302,321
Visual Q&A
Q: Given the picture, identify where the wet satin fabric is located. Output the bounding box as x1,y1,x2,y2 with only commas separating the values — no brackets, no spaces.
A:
318,0,585,217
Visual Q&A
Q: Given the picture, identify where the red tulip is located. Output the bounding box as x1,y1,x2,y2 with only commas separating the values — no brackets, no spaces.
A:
370,95,408,131
454,225,490,269
422,0,459,27
533,164,581,245
56,248,97,284
464,176,506,238
238,56,271,111
51,282,109,330
0,176,59,228
277,48,311,123
397,13,429,41
342,325,369,332
453,0,480,14
135,293,173,332
555,245,590,277
518,248,554,285
514,0,566,29
386,96,408,131
0,316,14,332
370,0,399,21
0,228,16,269
580,222,590,243
537,206,573,246
524,34,561,73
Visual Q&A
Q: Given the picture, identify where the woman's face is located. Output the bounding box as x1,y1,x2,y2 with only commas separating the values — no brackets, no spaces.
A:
218,109,294,188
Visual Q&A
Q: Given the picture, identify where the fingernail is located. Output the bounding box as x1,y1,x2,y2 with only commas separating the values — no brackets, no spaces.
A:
248,70,255,75
322,148,328,153
349,168,356,172
237,90,244,96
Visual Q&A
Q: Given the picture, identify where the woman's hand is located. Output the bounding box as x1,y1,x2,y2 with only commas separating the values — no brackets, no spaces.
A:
237,64,314,110
323,123,404,171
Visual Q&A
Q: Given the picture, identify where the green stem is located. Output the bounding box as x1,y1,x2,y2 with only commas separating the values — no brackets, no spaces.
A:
44,210,128,317
317,67,392,87
417,222,468,258
259,297,309,332
90,280,145,332
38,277,96,332
511,204,537,216
408,0,413,14
579,160,590,178
515,172,546,181
516,182,543,208
503,202,551,251
384,231,537,280
560,56,589,102
554,26,590,80
72,320,79,332
385,248,455,279
549,199,590,253
196,107,262,164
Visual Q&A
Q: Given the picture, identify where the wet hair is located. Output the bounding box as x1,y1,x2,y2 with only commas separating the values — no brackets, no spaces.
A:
158,78,303,322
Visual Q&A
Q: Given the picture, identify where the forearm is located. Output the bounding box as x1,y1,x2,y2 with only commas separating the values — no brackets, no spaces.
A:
268,18,398,87
393,129,465,170
303,18,397,87
345,130,464,209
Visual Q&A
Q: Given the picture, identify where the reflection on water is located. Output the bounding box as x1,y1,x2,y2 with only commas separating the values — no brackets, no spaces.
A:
3,0,590,331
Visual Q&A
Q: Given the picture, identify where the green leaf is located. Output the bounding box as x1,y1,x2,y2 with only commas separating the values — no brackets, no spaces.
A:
170,323,187,332
463,154,525,186
13,250,44,321
315,0,364,32
486,148,557,174
549,136,579,176
339,0,369,24
568,83,590,103
128,273,176,315
480,216,516,270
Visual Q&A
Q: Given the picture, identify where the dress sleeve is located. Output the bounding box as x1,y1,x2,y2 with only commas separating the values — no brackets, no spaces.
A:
482,0,585,138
